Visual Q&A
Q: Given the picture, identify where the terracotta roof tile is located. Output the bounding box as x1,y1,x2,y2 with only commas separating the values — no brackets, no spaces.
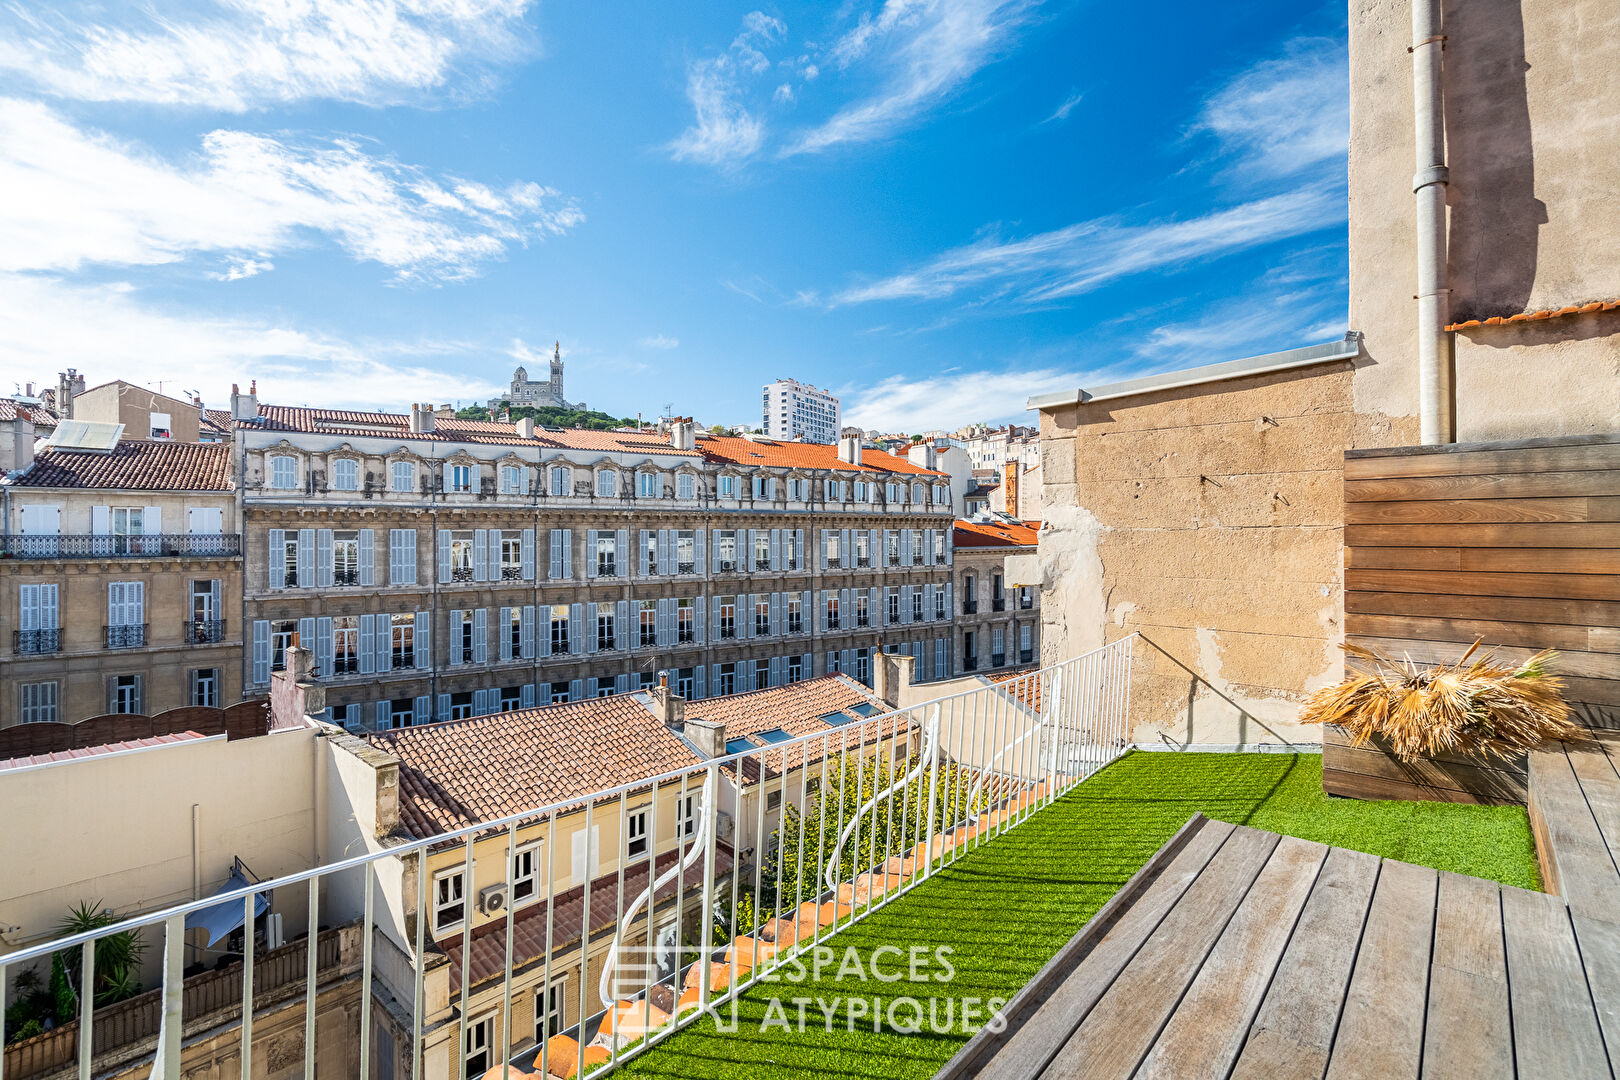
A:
1447,298,1620,331
953,519,1040,548
201,409,234,434
0,731,207,772
697,435,947,477
687,674,899,783
984,666,1043,709
0,400,54,425
9,440,233,491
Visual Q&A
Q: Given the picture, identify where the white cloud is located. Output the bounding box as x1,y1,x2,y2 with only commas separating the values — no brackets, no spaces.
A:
782,0,1034,156
774,83,795,103
1044,88,1082,123
211,257,275,281
1134,296,1345,362
637,334,679,349
0,0,535,111
1193,37,1347,177
0,98,582,281
0,273,502,409
843,364,1083,430
667,11,784,167
832,183,1345,306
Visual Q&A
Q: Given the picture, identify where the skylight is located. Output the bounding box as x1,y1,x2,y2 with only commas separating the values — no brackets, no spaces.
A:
847,703,879,717
754,728,792,744
724,737,757,755
818,711,855,727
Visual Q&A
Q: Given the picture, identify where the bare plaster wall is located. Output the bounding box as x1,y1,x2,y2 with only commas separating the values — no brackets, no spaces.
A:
1349,0,1620,442
1038,363,1361,746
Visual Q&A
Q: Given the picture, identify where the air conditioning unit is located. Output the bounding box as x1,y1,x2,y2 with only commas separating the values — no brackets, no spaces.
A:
477,883,508,916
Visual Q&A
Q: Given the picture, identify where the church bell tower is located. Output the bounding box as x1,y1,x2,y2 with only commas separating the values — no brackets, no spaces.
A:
550,341,564,401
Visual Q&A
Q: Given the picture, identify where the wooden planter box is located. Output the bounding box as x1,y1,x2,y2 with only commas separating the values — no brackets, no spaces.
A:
1321,724,1528,805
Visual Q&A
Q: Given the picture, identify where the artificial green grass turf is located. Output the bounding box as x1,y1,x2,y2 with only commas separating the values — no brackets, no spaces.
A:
619,751,1539,1079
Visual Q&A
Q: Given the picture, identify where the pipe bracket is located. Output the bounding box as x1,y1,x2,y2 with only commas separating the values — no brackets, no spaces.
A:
1412,165,1451,191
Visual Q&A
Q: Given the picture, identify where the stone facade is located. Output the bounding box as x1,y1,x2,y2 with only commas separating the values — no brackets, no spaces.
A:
953,538,1039,676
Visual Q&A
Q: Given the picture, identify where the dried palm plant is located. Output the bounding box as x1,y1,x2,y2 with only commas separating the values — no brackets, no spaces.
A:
1300,639,1578,762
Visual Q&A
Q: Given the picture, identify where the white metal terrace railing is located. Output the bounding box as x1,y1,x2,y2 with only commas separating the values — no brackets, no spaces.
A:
0,637,1135,1080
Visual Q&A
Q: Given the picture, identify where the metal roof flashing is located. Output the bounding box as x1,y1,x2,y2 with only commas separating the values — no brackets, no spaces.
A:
1026,335,1361,412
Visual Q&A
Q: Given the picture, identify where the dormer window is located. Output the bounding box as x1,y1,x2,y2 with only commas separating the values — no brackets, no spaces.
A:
718,475,735,498
597,470,617,498
912,483,925,503
886,482,900,503
331,459,359,491
549,465,570,496
500,465,525,495
269,455,297,490
448,464,473,493
390,461,416,492
677,474,695,500
751,476,773,500
637,471,658,498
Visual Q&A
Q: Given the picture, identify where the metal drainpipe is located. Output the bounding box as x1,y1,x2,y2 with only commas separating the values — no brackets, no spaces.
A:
1412,0,1454,444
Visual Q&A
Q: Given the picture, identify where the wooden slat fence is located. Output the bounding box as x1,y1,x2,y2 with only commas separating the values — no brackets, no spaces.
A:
1343,434,1620,728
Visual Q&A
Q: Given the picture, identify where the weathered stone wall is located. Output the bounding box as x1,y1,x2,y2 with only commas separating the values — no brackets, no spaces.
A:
1037,362,1361,745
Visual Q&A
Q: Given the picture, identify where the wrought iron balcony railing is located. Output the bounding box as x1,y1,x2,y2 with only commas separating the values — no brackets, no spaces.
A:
186,619,227,644
962,601,978,615
13,628,61,655
105,623,147,649
3,534,241,559
0,644,1136,1080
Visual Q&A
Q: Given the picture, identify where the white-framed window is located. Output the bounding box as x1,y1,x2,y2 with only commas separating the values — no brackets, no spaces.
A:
388,698,415,728
448,464,473,493
886,482,900,502
626,806,649,859
19,681,58,724
190,668,219,707
549,465,570,497
149,412,172,439
390,461,416,492
637,471,658,498
534,978,567,1042
596,470,617,498
675,473,693,500
853,480,868,502
787,655,804,683
718,474,735,498
269,456,297,489
110,674,142,714
933,484,947,503
824,479,840,502
433,868,466,932
674,793,698,839
500,465,524,494
511,841,542,906
751,475,773,500
463,1013,494,1078
330,458,359,491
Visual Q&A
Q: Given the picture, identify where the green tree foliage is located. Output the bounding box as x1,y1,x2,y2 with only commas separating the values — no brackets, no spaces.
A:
5,901,148,1043
456,402,641,431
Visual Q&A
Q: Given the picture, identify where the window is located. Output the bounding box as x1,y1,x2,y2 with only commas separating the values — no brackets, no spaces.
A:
595,533,617,577
674,793,698,839
499,531,523,580
597,470,617,498
886,589,899,625
269,456,297,489
550,605,570,654
855,592,870,627
716,531,737,572
20,682,58,724
594,676,614,698
786,594,803,634
751,476,773,500
149,412,172,439
716,663,737,696
934,532,947,561
505,607,522,659
787,655,803,683
535,980,567,1042
677,474,695,500
388,698,415,729
452,611,474,665
463,1014,493,1078
450,531,476,582
676,600,695,643
755,596,770,636
637,471,658,498
511,842,542,905
272,620,296,671
853,481,868,502
626,806,649,859
824,531,841,568
766,790,782,812
500,686,522,712
500,465,524,494
935,589,947,620
110,674,142,715
718,475,735,498
824,479,841,502
753,532,771,570
825,593,840,630
391,461,416,492
855,532,870,568
913,483,925,503
911,530,925,565
107,581,145,647
549,465,570,497
450,692,474,720
643,531,658,575
390,613,415,668
675,531,696,574
332,530,359,585
675,667,694,698
17,583,60,655
886,482,900,503
596,603,615,651
448,464,473,493
639,601,657,647
331,458,359,491
933,484,947,504
718,597,736,640
190,668,219,707
434,867,466,932
992,627,1006,665
912,590,923,622
549,681,571,704
887,532,901,566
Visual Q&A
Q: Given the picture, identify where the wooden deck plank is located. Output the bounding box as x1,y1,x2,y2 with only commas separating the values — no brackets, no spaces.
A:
1323,859,1438,1080
1038,827,1280,1080
1136,835,1328,1080
1573,914,1620,1070
1230,847,1381,1080
1501,885,1612,1077
1529,747,1620,921
1420,873,1512,1080
947,816,1236,1080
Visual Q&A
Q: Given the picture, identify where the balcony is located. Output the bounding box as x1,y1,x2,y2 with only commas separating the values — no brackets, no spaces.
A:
332,568,358,587
451,566,474,583
962,654,978,671
390,649,414,670
787,617,803,634
856,556,870,568
962,601,978,615
677,562,697,575
105,623,147,648
826,558,842,570
1020,648,1034,664
2,534,241,559
502,566,523,581
1019,595,1034,610
755,558,772,572
13,628,61,655
186,619,227,644
597,564,619,578
991,652,1006,667
856,614,870,627
992,598,1006,612
332,652,360,675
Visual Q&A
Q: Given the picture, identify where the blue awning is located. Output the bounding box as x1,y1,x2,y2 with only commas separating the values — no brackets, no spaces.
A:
185,866,269,947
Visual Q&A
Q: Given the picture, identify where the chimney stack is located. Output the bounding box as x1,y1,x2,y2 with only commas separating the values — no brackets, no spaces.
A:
1003,461,1020,519
837,427,863,466
435,404,455,420
516,416,535,439
670,417,695,452
269,644,325,729
683,716,727,759
56,369,79,419
650,672,687,729
230,381,259,422
907,441,937,471
409,403,436,434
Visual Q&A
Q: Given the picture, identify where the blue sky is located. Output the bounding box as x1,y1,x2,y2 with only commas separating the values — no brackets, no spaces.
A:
0,0,1350,432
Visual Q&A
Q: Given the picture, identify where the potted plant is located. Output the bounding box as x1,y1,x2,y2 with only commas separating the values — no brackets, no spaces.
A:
1301,640,1577,804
